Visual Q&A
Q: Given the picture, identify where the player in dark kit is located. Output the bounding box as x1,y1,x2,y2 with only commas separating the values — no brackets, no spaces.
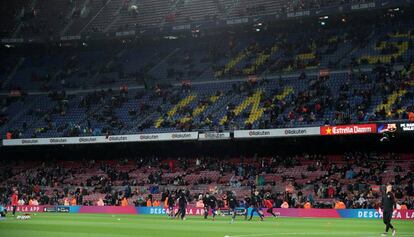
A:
175,192,187,220
381,185,396,236
243,196,251,220
167,192,176,219
249,191,264,221
203,193,218,221
228,192,238,223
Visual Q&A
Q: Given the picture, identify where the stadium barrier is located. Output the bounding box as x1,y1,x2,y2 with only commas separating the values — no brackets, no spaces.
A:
11,122,414,146
6,206,414,220
79,206,137,214
5,122,414,146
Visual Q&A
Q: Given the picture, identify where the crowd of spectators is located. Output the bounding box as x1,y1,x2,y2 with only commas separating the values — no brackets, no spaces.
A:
3,59,414,140
0,152,413,210
283,0,374,12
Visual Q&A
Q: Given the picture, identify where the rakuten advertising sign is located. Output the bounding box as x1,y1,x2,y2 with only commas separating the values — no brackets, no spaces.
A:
234,127,320,138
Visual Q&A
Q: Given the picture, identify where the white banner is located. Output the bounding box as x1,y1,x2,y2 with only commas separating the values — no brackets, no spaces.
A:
287,10,310,18
351,2,375,10
400,123,414,132
60,35,81,41
198,132,230,140
234,127,320,138
2,132,198,146
226,17,248,25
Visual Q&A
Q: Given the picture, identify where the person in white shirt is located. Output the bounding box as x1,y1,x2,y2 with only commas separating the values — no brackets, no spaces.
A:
18,199,25,206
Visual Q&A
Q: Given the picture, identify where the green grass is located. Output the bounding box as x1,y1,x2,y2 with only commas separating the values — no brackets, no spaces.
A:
0,213,413,237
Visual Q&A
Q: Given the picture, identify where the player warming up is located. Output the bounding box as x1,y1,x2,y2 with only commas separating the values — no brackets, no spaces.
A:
228,192,238,223
249,191,264,221
11,190,18,217
174,192,187,220
381,185,396,236
167,191,176,219
203,193,218,221
264,198,277,218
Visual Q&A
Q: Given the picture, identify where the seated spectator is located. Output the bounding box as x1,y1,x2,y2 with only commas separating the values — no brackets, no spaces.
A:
71,197,77,206
18,198,25,206
281,201,289,208
334,200,346,209
196,199,204,208
121,197,128,207
152,200,160,207
97,198,105,206
146,198,152,207
409,111,414,122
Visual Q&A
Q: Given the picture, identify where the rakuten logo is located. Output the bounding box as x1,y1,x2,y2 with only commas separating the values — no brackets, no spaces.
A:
21,139,39,144
49,138,67,143
140,135,159,140
284,129,306,135
171,133,192,139
79,138,97,143
248,131,271,136
108,136,127,141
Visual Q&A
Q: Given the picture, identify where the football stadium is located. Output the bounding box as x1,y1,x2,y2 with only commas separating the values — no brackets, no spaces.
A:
0,0,414,237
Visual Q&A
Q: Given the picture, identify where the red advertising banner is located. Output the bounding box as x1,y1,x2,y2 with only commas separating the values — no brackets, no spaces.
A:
320,124,377,136
6,205,46,212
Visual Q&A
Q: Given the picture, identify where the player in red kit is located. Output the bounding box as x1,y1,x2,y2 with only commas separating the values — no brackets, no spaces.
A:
264,198,277,217
11,190,18,216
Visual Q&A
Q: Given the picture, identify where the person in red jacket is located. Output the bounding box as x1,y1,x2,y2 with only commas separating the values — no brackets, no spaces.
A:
11,190,18,216
264,198,277,217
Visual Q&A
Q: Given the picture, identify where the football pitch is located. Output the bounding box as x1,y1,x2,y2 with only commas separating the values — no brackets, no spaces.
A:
0,213,413,237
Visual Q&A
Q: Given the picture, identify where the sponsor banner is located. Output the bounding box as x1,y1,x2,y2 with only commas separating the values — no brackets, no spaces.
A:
351,2,376,10
60,35,81,41
2,132,198,146
287,10,311,18
136,206,207,216
105,135,138,143
258,208,339,218
234,127,320,138
198,132,230,140
79,206,137,215
399,123,414,132
377,123,398,133
320,124,377,136
5,205,47,213
138,132,198,141
338,209,414,220
168,132,198,141
43,207,57,212
226,17,249,25
172,24,191,31
1,38,24,43
219,208,246,216
115,30,136,37
262,209,414,219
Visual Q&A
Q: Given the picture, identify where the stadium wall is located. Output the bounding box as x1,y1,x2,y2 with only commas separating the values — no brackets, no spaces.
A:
6,206,414,220
5,122,414,146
